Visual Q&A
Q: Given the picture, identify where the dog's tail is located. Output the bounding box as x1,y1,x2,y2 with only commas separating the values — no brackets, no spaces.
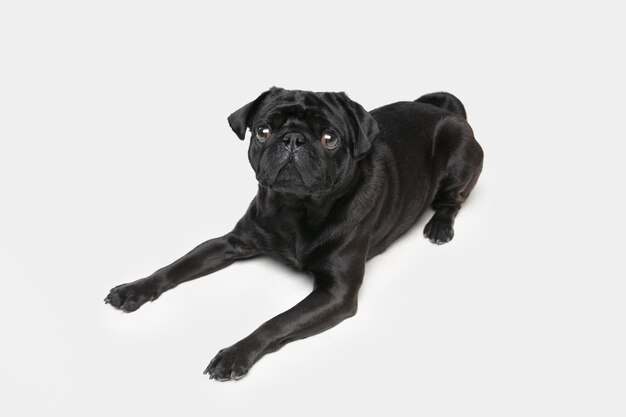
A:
415,92,467,119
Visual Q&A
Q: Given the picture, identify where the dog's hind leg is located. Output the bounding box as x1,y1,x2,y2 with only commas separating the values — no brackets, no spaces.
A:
424,116,483,244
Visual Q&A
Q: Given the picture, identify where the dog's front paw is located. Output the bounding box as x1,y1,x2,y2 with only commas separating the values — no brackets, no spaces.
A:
204,340,262,381
104,278,158,312
424,217,454,245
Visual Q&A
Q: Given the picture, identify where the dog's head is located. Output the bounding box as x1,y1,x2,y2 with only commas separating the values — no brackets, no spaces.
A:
227,87,379,195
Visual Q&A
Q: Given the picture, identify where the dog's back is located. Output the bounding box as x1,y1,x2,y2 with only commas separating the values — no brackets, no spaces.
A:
415,91,467,119
364,93,480,254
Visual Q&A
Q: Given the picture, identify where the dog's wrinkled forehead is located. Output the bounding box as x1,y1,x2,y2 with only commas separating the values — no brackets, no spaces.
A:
254,90,349,131
228,87,380,159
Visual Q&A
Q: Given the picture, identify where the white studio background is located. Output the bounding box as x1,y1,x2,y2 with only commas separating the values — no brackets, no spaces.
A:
1,1,624,416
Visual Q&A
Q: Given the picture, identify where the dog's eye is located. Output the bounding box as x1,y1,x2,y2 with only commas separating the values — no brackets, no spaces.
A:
255,125,272,143
321,132,339,150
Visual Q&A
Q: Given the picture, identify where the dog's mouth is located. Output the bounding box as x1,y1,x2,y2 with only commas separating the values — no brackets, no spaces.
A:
257,159,324,194
273,162,304,185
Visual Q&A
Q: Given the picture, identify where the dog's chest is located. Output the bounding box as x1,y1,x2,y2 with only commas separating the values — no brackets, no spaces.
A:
263,214,325,270
256,195,332,270
271,224,316,270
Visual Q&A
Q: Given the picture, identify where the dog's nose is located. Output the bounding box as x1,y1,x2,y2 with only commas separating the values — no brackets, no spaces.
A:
282,132,305,152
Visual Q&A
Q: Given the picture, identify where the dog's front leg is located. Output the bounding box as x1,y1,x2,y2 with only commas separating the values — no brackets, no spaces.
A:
105,229,259,312
204,248,366,381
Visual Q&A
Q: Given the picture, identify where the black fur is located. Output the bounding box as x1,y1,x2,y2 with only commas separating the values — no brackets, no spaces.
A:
416,91,467,119
105,88,484,381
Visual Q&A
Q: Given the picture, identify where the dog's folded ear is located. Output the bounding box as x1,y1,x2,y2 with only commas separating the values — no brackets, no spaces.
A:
337,92,380,160
228,87,282,140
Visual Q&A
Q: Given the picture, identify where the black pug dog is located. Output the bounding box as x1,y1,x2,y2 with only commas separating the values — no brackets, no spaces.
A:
105,87,483,381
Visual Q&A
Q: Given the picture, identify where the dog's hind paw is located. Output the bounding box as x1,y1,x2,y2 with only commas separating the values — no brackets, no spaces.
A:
424,217,454,245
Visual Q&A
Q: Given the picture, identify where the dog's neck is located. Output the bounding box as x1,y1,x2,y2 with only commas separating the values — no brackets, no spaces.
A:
255,169,362,227
257,186,345,215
